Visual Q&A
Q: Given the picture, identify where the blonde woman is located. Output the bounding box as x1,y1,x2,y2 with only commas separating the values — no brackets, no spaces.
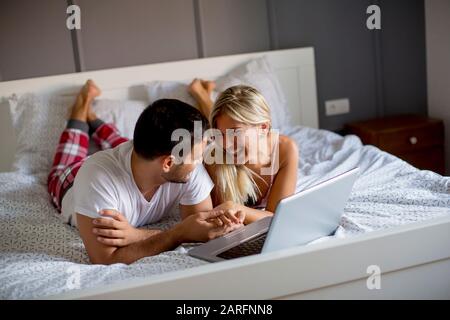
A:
188,80,299,225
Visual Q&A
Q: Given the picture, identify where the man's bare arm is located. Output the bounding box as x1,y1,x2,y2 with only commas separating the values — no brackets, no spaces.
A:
77,213,182,265
77,210,240,265
179,195,213,220
92,209,162,247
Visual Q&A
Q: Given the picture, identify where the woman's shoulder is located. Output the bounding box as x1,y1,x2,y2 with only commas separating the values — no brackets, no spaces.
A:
277,135,299,167
278,135,298,154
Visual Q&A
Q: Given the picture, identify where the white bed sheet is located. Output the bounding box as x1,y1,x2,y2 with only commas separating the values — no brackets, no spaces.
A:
1,126,449,299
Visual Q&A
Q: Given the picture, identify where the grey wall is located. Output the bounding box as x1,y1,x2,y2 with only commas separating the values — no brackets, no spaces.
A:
269,0,379,130
197,0,271,57
425,0,450,175
379,0,428,116
0,0,76,80
268,0,427,130
77,0,199,70
0,0,428,131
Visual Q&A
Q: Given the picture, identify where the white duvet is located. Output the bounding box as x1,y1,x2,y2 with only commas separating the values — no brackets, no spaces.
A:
1,126,449,299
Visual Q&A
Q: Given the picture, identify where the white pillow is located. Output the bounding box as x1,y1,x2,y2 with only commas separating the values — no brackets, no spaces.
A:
147,81,198,107
9,93,73,176
9,93,146,177
214,56,289,129
91,99,146,139
145,56,289,129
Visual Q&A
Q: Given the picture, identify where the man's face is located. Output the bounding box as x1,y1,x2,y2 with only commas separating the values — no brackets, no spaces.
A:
162,140,204,183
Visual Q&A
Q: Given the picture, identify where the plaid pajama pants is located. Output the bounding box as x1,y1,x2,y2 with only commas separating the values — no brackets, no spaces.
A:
47,120,128,212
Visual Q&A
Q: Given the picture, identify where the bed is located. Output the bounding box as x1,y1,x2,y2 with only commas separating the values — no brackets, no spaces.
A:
0,47,449,299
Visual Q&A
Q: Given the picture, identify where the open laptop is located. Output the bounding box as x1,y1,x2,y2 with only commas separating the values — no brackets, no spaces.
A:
189,167,359,262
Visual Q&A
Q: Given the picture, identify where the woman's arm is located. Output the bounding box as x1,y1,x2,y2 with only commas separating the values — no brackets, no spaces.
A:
214,137,299,224
233,202,274,225
213,200,272,224
264,137,299,213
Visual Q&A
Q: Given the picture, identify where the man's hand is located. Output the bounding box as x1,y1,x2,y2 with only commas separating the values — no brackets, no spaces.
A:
93,207,243,249
77,209,243,265
93,209,161,247
176,209,244,243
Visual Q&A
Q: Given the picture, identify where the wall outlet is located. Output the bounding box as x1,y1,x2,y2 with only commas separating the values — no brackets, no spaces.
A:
325,98,350,116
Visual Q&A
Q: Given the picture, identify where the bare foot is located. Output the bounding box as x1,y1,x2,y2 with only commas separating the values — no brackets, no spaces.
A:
85,80,101,122
188,79,204,98
188,78,214,102
201,80,216,94
69,93,86,122
70,80,101,122
81,79,101,103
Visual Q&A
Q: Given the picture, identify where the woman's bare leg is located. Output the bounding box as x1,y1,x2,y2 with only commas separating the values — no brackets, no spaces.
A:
70,79,101,122
188,78,216,119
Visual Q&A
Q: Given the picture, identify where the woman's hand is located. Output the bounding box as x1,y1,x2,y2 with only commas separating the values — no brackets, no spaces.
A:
212,201,245,225
92,209,160,247
176,209,243,243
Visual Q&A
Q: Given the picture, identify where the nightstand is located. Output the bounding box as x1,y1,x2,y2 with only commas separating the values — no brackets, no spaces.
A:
345,114,445,175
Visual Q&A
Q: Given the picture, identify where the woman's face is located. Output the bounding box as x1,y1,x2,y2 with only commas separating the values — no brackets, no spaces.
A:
214,113,269,164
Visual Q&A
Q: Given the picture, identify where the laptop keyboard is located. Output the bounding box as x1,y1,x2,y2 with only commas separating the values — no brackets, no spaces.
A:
217,233,267,259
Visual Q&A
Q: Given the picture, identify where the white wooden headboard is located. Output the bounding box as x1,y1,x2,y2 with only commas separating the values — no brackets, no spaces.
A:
0,47,318,172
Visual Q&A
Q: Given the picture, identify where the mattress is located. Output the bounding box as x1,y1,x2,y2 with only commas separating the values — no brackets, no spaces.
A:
1,126,449,299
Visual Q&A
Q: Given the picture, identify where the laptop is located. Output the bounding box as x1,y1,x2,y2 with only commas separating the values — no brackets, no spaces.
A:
189,167,359,262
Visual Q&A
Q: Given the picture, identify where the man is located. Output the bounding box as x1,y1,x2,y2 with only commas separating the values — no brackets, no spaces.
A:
48,80,243,265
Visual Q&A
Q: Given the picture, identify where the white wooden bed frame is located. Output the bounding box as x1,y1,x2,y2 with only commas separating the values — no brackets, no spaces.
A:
1,47,449,299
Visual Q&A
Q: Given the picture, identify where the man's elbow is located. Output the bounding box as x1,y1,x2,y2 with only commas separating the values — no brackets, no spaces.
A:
87,250,131,265
87,252,115,265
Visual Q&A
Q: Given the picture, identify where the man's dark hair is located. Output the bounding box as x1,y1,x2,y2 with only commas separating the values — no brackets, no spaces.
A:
133,99,209,160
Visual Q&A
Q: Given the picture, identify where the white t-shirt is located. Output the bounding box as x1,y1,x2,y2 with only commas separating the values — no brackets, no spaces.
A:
61,141,214,228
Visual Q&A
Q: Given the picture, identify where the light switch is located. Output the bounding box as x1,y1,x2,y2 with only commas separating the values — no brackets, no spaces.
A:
325,98,350,116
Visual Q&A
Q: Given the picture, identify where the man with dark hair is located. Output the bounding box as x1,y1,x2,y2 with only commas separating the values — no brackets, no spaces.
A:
48,80,243,265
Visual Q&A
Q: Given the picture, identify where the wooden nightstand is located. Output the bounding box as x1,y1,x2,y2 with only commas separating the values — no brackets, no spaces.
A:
345,114,445,175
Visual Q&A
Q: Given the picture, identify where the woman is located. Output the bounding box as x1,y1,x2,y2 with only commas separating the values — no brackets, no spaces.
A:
189,79,299,225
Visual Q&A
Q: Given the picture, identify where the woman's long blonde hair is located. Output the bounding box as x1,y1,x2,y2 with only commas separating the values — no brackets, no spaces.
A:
210,85,272,205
